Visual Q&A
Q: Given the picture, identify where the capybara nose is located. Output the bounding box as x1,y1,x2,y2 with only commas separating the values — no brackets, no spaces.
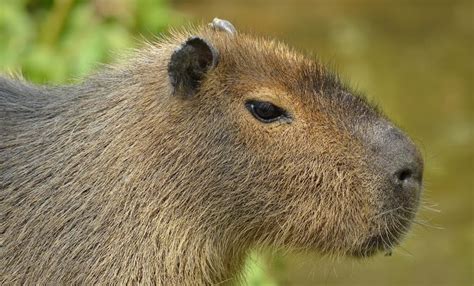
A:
393,159,423,193
375,125,424,193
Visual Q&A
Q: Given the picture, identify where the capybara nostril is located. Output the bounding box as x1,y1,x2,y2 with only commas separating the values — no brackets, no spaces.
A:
396,168,413,184
393,157,423,191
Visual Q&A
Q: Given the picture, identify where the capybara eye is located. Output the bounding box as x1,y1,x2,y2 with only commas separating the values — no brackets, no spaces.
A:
245,100,290,123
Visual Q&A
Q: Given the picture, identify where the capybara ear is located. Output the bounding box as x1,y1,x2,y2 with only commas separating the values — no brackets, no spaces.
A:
168,36,218,97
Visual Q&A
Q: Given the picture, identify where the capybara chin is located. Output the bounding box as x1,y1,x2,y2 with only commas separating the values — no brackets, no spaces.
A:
0,18,423,285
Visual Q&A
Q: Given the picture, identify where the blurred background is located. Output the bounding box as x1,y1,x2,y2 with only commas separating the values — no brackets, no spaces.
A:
0,0,472,285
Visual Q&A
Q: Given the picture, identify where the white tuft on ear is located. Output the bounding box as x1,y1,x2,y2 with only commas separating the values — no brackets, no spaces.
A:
209,18,237,36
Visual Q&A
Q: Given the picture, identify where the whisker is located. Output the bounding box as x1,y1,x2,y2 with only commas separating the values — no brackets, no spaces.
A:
371,206,403,220
421,205,441,213
412,219,444,230
393,244,414,258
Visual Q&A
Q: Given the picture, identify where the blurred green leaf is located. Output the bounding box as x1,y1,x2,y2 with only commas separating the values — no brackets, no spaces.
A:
243,253,279,286
1,0,180,83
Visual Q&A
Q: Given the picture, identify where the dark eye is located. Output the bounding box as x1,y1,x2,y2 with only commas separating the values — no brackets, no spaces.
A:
245,100,290,123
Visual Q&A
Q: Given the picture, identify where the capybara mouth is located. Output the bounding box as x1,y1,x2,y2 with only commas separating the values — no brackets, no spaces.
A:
352,234,396,257
351,217,412,258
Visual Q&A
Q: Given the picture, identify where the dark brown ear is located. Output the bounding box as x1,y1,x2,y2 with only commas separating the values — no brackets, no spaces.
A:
168,37,218,97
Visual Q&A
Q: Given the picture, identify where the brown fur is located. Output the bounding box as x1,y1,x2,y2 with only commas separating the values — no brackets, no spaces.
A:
0,24,421,285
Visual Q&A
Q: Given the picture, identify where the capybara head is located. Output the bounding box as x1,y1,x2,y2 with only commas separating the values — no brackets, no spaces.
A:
161,19,424,257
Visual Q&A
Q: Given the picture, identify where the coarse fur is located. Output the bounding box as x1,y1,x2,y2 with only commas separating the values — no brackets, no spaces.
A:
0,23,422,285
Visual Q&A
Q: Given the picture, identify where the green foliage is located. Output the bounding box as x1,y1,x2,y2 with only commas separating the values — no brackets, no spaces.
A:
0,0,180,83
243,253,279,286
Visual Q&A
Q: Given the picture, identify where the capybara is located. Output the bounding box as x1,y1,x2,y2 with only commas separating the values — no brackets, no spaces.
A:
0,19,423,285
